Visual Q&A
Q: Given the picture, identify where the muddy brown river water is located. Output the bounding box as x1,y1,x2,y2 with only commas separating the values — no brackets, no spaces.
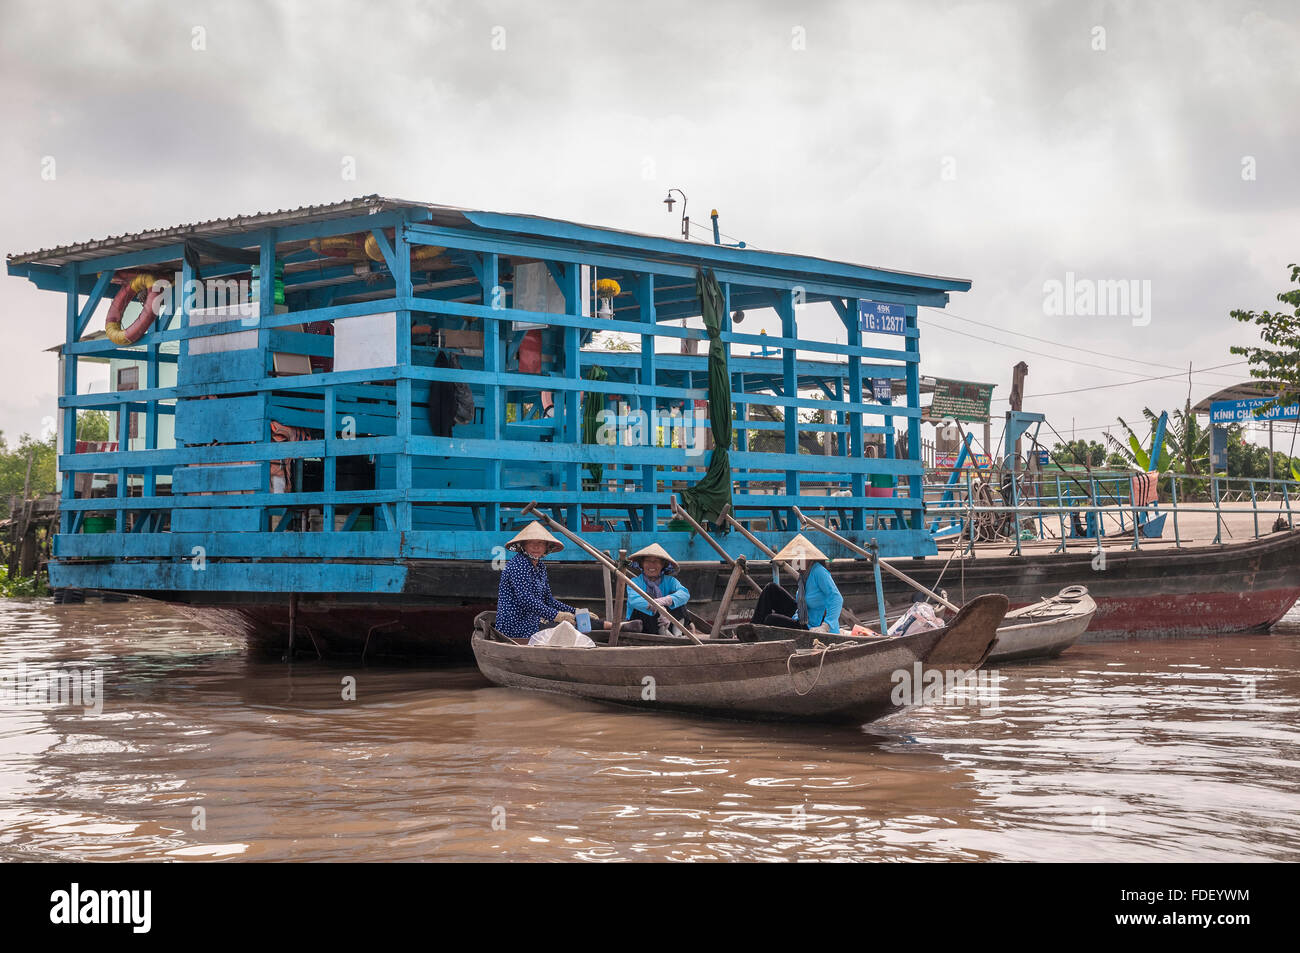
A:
1,597,1297,862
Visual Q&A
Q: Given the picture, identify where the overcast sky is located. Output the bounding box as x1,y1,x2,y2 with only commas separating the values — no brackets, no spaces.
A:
2,0,1297,452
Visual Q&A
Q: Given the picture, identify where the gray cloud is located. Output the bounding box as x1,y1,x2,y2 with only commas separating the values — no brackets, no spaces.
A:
1,0,1297,447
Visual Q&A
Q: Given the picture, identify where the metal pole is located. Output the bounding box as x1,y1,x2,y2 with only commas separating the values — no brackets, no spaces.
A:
869,539,888,635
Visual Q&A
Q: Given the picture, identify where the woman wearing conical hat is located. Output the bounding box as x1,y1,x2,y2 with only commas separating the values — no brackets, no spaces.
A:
625,543,690,634
751,534,844,633
495,521,624,638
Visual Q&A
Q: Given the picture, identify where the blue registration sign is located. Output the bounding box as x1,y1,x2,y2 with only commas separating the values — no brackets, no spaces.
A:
1209,397,1299,424
859,300,907,335
871,378,893,401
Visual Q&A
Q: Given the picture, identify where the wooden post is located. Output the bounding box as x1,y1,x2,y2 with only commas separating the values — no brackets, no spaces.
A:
602,557,614,621
609,549,628,646
709,557,746,639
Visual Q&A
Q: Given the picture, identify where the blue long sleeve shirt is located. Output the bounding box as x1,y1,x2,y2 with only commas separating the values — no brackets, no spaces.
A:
625,573,690,619
796,563,844,634
496,552,575,636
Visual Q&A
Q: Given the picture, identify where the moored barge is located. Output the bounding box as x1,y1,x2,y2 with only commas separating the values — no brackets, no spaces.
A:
9,196,1297,659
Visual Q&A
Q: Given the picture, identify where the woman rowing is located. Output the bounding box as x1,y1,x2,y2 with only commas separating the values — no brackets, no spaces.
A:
751,534,844,633
625,543,690,634
495,521,626,639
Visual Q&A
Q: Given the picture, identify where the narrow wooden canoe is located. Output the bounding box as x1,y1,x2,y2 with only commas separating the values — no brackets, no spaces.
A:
471,593,1010,723
987,587,1096,663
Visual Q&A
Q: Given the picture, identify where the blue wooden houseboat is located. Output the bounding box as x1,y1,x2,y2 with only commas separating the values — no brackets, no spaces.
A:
9,196,973,657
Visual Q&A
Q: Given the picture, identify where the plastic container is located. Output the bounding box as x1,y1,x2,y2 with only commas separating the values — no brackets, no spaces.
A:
575,608,592,633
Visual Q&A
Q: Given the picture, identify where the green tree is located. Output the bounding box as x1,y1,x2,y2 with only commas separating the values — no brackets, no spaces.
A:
77,410,110,442
0,432,57,518
1230,264,1300,414
1050,439,1106,468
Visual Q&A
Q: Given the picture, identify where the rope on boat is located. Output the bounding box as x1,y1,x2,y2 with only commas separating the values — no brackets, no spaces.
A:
787,640,832,696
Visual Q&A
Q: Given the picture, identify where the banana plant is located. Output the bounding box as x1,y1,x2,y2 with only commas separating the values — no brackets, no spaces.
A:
1106,402,1207,474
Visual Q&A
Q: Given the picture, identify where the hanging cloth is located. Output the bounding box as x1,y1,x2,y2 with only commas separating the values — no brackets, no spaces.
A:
429,351,457,437
581,365,608,485
680,268,733,524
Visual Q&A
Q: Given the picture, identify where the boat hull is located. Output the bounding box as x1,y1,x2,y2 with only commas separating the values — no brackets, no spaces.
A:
125,531,1300,659
986,593,1097,663
471,595,1009,723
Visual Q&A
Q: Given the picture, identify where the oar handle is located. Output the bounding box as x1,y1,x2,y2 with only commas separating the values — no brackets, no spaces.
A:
791,505,958,612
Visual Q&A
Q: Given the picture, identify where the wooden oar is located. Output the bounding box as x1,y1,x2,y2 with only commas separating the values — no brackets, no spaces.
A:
792,505,958,612
719,509,861,627
720,509,778,560
520,503,703,644
669,496,764,596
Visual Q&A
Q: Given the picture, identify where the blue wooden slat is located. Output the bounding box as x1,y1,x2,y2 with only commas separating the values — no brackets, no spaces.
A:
172,507,262,533
175,395,266,445
173,464,264,494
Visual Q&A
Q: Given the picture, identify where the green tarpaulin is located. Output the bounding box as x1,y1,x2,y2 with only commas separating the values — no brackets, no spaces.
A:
581,365,608,485
681,269,733,524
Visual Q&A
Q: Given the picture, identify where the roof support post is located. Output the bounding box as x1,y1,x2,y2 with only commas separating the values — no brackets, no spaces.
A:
394,222,413,536
558,261,582,531
639,273,658,533
481,252,502,533
60,263,80,535
776,288,799,531
905,304,922,532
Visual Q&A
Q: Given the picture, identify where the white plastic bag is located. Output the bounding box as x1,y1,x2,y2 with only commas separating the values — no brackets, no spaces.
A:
528,621,596,648
887,603,941,638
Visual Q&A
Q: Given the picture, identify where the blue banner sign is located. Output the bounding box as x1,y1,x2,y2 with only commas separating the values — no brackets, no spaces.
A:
871,378,894,401
1209,397,1299,424
859,300,907,335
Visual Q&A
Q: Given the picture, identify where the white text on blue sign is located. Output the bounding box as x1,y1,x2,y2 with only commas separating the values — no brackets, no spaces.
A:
859,301,907,335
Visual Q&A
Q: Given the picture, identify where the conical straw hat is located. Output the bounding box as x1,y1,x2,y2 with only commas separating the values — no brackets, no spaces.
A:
630,542,679,573
772,534,828,567
506,520,565,554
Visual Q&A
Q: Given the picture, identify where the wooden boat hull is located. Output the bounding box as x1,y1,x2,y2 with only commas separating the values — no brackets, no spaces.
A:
470,594,1009,723
987,590,1097,663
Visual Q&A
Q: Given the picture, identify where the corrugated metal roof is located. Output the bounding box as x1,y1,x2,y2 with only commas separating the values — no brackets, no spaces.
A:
7,194,970,290
1192,381,1287,414
6,195,461,268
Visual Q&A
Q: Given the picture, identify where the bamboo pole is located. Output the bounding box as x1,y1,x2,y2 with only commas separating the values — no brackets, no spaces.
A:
669,496,764,595
792,505,958,612
521,503,702,644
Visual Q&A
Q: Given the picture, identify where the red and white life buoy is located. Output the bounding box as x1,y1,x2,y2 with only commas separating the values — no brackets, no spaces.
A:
105,272,165,346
